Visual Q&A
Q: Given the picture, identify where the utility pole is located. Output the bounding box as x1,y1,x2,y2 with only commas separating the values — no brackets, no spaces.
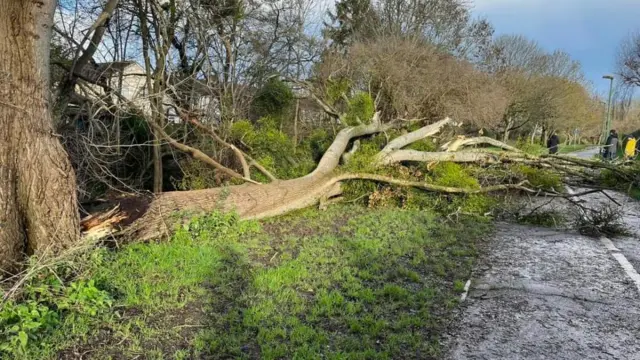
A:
602,75,614,145
600,100,607,145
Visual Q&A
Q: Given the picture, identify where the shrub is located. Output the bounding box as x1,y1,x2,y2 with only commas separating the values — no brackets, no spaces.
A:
176,158,221,190
406,138,437,152
307,129,332,161
368,187,404,208
427,163,497,215
326,78,352,106
229,119,256,142
229,117,316,180
342,141,381,173
515,138,546,156
344,92,375,126
252,78,294,118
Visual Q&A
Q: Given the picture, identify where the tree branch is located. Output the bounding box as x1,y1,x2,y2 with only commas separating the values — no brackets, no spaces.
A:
441,136,522,152
336,173,534,195
58,0,121,108
376,117,452,162
310,112,389,176
146,121,260,184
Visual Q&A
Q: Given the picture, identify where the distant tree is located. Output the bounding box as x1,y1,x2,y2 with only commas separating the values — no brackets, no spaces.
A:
374,0,492,57
323,0,378,48
617,31,640,87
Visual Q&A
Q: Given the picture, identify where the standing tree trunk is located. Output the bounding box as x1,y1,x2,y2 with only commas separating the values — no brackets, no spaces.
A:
502,117,513,142
0,0,80,272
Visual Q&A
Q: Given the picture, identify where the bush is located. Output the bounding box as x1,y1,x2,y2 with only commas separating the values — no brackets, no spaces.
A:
515,138,546,156
229,119,255,142
325,78,351,106
252,78,294,119
344,92,375,126
428,163,496,215
229,118,316,180
176,158,222,190
307,129,332,161
406,138,437,152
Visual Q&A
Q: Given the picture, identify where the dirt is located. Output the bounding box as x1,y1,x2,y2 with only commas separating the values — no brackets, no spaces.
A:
443,149,640,360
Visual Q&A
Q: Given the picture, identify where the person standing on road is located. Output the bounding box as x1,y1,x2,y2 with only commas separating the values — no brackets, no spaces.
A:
547,132,560,154
605,130,619,160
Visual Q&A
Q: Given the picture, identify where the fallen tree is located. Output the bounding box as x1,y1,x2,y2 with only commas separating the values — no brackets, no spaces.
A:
82,106,638,242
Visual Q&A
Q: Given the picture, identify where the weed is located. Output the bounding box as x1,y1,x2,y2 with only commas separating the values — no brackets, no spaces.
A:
0,276,111,357
574,206,630,237
453,280,467,293
518,210,566,228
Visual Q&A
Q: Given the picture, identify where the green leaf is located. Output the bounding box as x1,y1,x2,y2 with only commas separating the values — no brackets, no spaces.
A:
18,331,28,348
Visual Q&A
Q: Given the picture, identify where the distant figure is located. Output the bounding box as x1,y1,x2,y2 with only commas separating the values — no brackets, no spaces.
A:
605,130,619,160
625,135,637,160
547,133,560,154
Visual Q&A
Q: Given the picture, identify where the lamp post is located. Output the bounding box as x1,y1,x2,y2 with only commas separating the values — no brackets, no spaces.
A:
599,100,608,145
602,75,614,145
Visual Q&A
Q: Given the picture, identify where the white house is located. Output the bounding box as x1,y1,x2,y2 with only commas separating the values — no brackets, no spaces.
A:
76,61,217,124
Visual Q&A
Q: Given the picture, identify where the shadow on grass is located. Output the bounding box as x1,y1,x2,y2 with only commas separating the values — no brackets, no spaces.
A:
191,206,489,360
14,206,489,360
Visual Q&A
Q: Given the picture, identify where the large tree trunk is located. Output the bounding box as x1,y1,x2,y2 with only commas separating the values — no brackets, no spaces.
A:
0,0,80,272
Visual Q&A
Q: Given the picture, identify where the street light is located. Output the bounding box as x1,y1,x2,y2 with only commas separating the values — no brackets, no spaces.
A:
602,75,614,145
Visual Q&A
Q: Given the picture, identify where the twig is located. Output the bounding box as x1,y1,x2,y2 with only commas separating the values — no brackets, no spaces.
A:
599,190,622,207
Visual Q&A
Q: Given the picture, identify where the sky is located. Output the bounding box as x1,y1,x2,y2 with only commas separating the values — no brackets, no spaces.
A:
472,0,640,96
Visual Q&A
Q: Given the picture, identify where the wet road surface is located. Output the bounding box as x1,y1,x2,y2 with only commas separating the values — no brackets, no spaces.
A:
444,149,640,360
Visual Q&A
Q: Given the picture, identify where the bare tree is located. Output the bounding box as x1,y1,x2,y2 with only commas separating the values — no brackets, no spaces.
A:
617,31,640,87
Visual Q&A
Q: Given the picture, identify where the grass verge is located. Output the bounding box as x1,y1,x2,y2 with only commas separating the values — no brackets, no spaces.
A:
2,205,490,360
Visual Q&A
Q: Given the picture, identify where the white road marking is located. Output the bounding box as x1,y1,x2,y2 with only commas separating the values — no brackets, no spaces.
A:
600,237,640,294
460,279,471,301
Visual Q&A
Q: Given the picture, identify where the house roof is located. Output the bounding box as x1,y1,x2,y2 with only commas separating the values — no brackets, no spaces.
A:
79,61,140,83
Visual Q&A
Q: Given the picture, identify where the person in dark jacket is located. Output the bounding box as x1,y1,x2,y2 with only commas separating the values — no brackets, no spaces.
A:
605,130,619,160
547,133,560,154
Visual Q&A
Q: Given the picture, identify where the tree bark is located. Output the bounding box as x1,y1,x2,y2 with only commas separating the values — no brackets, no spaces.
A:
0,0,80,272
502,117,513,142
440,136,522,153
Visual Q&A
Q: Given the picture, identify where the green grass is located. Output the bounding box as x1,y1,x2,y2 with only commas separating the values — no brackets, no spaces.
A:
558,144,590,154
4,205,490,359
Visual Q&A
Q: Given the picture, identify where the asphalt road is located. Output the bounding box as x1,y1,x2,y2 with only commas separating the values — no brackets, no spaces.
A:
444,150,640,360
